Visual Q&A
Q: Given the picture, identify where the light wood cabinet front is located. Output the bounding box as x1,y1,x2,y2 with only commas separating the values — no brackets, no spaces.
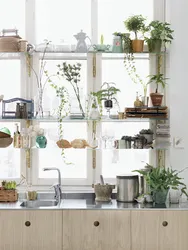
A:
63,210,131,250
131,210,188,250
0,210,63,250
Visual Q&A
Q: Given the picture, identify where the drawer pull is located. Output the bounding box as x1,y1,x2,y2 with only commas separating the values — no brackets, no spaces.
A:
25,221,31,227
94,221,100,227
162,221,168,227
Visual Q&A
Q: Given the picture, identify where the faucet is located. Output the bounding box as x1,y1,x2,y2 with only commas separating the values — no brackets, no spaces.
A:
43,167,62,203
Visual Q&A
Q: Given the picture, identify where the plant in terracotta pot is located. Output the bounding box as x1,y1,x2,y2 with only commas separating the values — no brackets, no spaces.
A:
145,21,174,53
147,73,168,106
133,166,188,204
91,82,120,117
124,15,146,52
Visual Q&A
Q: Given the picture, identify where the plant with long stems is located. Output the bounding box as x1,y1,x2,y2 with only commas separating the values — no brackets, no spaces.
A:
57,62,85,117
26,40,57,117
51,83,71,163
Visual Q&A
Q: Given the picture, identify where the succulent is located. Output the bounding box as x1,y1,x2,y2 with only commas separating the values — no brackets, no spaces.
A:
4,181,17,190
1,180,6,187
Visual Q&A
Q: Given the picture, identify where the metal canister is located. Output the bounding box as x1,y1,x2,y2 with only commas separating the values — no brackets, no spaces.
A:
116,175,139,202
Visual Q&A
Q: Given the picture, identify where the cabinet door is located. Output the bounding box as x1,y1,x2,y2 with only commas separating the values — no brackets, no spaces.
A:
0,210,63,250
131,211,188,250
0,210,26,250
63,210,131,250
24,210,63,250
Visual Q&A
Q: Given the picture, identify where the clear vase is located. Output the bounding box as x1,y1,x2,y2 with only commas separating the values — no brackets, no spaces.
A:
35,89,44,118
89,96,100,119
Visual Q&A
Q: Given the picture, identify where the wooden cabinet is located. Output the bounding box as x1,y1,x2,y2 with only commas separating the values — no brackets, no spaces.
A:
63,210,131,250
0,210,63,250
131,211,188,250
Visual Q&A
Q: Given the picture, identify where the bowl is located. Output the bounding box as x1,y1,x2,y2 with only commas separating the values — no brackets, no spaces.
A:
0,137,13,148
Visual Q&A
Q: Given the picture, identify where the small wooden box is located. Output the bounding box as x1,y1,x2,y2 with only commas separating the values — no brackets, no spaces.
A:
0,190,18,202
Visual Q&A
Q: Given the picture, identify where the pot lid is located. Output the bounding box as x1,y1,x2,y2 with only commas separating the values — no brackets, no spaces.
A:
116,174,138,179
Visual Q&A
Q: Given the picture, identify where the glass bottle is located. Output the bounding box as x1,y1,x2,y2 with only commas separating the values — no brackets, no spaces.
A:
13,123,21,148
21,128,30,149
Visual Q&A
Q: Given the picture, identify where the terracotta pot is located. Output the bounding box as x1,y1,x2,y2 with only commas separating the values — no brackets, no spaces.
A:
131,40,144,53
150,93,163,106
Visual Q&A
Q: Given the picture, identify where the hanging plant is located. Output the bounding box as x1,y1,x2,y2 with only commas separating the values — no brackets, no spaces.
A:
51,83,71,163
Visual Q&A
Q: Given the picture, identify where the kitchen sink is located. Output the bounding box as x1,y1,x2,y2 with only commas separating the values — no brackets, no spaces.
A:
20,200,59,208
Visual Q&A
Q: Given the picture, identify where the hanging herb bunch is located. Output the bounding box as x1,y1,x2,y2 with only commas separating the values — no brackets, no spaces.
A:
57,62,85,117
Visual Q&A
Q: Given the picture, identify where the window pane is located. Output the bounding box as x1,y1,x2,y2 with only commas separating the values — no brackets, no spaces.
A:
38,123,87,179
0,123,20,179
0,0,25,38
101,59,150,178
98,0,153,43
36,0,91,45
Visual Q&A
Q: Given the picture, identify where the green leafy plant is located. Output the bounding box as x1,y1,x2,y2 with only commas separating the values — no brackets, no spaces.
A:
145,21,174,44
147,73,168,93
56,62,85,117
124,15,146,40
92,82,120,105
133,166,188,196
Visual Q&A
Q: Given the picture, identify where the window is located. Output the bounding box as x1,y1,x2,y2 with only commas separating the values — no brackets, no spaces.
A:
0,0,161,188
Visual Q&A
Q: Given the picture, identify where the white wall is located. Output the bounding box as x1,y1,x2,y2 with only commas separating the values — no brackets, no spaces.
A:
166,0,188,186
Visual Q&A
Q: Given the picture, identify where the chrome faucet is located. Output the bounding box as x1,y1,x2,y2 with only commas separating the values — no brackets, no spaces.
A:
43,167,62,203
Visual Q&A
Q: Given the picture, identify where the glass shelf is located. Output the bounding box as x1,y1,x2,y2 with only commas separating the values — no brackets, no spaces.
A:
9,147,170,151
0,51,166,60
0,117,168,123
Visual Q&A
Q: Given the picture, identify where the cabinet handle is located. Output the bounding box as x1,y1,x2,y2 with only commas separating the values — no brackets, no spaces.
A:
162,221,168,227
25,221,31,227
94,221,100,227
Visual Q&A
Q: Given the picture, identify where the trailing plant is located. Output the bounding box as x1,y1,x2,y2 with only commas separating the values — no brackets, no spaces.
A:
133,165,188,196
145,20,174,44
124,15,146,40
51,83,70,163
56,62,85,117
147,73,168,93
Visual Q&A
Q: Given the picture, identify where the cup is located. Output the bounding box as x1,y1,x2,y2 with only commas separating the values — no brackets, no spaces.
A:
118,112,125,119
114,140,126,149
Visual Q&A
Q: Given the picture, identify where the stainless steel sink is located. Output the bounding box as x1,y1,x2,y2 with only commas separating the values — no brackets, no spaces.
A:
20,200,59,208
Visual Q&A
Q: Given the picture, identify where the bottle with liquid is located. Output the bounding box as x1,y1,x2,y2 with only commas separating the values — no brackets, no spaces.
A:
134,92,142,107
21,128,30,148
13,123,21,148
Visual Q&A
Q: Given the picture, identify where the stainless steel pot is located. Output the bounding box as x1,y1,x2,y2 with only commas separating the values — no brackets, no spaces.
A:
116,175,139,202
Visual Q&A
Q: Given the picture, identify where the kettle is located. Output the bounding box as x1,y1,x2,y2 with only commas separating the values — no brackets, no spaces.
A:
74,30,91,52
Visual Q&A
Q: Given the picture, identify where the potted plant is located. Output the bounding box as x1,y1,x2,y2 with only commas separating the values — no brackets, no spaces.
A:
139,129,154,143
147,73,168,106
145,21,174,53
124,15,146,52
92,82,120,117
133,166,188,204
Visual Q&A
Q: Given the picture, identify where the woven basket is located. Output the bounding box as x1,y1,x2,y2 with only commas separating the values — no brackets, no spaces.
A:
0,137,13,148
0,190,18,202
